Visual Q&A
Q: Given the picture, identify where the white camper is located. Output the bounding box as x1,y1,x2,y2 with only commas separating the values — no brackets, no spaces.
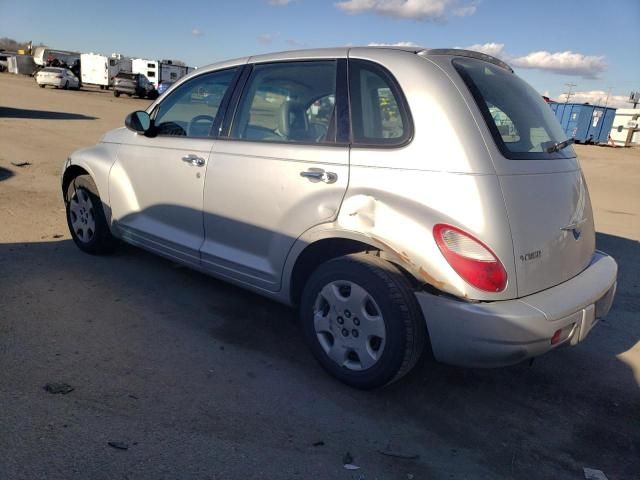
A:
131,58,159,88
609,108,640,146
131,58,190,89
80,53,131,88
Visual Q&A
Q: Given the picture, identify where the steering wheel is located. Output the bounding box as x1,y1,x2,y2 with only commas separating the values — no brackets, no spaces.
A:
188,115,215,137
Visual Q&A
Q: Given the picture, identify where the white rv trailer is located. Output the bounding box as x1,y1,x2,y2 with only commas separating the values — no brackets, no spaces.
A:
131,58,190,89
33,47,80,67
609,108,640,146
80,53,131,88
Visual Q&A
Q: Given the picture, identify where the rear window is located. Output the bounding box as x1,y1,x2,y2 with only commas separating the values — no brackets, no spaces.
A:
453,57,575,160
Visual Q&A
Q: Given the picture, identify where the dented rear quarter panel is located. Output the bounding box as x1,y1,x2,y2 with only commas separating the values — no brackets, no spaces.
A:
329,49,517,301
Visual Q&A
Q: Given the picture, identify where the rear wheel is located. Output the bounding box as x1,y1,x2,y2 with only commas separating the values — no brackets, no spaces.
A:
300,253,426,389
39,84,45,88
65,175,118,255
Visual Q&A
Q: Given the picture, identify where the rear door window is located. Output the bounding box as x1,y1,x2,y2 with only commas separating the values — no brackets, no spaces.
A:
453,57,574,159
230,61,338,144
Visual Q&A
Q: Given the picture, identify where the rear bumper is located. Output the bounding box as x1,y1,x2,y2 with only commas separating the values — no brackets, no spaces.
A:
115,86,137,94
38,79,63,87
416,251,617,367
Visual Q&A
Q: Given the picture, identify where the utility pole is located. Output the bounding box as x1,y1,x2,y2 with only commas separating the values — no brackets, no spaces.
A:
604,87,612,108
564,82,577,104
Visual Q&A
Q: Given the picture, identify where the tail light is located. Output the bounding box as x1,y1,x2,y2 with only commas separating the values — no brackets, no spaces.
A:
433,224,507,292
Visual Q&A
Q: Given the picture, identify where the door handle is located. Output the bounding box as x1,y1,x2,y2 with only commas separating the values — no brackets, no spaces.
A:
181,154,205,167
300,169,337,184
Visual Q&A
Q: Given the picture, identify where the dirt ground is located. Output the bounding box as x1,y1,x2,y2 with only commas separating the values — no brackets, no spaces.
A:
0,73,638,480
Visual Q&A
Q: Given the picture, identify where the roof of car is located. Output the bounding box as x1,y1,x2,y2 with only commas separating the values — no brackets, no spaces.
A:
197,46,510,73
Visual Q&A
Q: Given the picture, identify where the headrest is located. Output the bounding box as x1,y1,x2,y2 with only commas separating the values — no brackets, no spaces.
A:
278,101,308,139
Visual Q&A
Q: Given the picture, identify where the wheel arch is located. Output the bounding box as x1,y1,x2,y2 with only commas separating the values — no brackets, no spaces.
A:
285,230,429,306
61,165,91,201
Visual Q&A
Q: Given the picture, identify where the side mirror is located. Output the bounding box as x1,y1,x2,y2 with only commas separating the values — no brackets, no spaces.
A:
125,111,151,134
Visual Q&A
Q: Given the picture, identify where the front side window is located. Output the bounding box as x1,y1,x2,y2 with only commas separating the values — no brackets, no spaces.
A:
349,60,410,145
154,67,238,137
230,61,337,143
453,57,575,160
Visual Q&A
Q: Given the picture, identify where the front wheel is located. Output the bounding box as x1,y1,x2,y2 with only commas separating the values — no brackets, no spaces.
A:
113,90,120,97
65,175,118,255
39,84,45,88
300,253,427,389
63,80,69,90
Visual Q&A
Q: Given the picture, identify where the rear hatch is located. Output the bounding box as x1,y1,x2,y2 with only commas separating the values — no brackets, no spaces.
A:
114,74,136,91
453,57,595,297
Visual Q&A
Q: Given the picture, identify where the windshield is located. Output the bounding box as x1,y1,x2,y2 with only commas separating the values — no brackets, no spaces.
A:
453,57,575,160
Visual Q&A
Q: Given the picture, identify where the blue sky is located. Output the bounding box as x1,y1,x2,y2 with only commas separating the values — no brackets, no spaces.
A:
2,0,638,106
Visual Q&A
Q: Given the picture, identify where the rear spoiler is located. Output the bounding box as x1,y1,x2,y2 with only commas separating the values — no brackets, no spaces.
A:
419,48,514,73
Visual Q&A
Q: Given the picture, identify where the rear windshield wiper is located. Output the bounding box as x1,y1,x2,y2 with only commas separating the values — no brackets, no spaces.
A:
546,138,574,153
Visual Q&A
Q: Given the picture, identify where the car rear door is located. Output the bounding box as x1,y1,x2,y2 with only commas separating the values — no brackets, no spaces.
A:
199,59,350,291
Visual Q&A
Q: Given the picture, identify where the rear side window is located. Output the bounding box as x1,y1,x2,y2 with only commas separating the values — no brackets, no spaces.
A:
230,61,337,144
349,60,411,146
453,57,575,160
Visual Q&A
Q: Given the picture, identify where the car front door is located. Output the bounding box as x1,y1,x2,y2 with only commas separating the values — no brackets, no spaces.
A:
200,59,350,291
108,67,240,265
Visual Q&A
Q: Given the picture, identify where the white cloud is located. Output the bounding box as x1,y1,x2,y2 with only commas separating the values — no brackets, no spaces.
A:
556,90,629,108
511,51,607,79
464,42,506,58
268,0,295,4
335,0,455,20
191,28,204,37
368,41,418,47
258,33,279,44
463,43,607,79
452,2,477,16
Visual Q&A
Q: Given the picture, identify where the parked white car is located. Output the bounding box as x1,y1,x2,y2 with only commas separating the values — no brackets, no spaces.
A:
61,47,617,389
36,67,80,90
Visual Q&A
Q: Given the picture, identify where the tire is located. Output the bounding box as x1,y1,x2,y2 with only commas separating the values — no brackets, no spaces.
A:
63,80,69,90
113,90,120,97
39,84,45,88
300,253,426,389
65,175,118,255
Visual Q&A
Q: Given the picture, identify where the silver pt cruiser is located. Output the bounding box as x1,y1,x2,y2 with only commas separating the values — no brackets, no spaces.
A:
62,47,618,389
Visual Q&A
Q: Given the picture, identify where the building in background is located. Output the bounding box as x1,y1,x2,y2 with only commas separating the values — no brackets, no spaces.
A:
6,54,36,75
